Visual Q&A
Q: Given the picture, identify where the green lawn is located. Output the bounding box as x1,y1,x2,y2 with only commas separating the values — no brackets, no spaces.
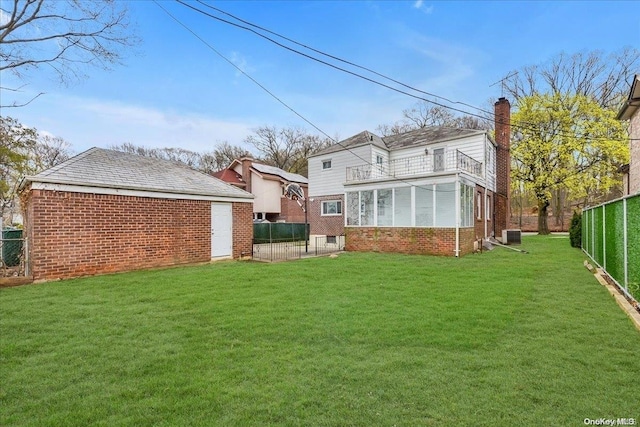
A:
1,236,639,426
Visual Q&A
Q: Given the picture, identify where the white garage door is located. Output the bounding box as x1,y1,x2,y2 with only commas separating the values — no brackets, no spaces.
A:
211,203,232,258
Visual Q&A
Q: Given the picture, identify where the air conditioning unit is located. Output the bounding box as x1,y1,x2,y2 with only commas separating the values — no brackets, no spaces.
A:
502,229,522,245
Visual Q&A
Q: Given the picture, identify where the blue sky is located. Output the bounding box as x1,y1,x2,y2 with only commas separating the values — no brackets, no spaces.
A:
2,0,639,155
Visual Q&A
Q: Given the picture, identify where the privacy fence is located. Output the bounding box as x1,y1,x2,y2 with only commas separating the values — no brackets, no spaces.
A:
582,193,639,303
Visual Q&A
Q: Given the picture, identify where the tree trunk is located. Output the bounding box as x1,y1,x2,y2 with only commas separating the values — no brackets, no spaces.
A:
538,200,550,235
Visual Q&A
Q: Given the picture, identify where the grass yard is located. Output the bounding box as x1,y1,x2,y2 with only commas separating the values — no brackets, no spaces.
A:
1,236,639,426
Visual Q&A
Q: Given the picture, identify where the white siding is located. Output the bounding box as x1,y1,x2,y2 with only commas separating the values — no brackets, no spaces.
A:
485,138,497,192
309,145,373,196
390,134,486,163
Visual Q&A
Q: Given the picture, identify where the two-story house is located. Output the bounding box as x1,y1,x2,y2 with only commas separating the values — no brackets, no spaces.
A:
213,157,308,222
307,98,511,256
617,74,640,196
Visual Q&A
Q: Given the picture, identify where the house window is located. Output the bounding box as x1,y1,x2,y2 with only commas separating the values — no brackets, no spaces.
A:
321,200,342,216
346,192,359,226
322,160,332,170
477,192,482,220
394,187,412,226
435,182,456,227
433,148,445,172
360,190,374,226
376,154,383,165
326,236,337,244
460,184,474,227
415,185,434,227
486,194,492,221
377,189,392,226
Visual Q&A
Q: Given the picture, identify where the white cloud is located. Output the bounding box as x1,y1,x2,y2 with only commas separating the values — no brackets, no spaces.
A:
229,51,255,78
16,94,258,154
413,1,434,14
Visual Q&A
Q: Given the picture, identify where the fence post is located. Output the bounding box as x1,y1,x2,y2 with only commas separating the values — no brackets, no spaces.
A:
623,198,628,293
604,206,607,268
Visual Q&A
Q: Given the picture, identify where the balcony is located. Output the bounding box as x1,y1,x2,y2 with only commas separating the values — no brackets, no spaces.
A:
345,150,482,183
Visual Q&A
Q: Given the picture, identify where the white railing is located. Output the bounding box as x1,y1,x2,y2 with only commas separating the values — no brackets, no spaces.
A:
346,151,482,183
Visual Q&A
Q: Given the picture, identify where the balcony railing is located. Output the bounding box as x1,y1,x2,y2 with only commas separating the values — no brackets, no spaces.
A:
345,150,482,183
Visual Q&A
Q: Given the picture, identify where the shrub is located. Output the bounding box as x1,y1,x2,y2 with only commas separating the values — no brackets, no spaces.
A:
569,211,582,248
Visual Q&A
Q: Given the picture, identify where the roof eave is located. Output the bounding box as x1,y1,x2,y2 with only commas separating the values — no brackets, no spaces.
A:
24,176,255,199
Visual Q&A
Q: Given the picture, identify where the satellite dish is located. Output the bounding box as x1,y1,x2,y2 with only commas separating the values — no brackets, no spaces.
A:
284,183,306,212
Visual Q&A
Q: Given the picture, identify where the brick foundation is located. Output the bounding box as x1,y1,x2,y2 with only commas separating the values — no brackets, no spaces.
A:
23,189,253,281
345,227,475,256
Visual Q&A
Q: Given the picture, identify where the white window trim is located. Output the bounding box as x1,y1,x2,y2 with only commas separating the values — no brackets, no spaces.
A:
321,200,342,216
322,159,332,170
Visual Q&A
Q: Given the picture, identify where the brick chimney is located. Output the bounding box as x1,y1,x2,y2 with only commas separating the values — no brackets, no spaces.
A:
494,97,511,238
240,156,253,193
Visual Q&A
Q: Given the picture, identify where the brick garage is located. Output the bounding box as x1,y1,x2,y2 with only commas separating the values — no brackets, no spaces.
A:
20,148,254,281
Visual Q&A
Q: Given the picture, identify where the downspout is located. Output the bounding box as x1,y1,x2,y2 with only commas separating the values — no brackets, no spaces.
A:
455,173,460,258
483,136,489,239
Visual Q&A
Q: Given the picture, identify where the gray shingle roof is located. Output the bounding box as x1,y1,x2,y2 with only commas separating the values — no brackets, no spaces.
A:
383,127,485,150
309,128,485,158
309,130,386,157
251,163,308,184
24,147,253,199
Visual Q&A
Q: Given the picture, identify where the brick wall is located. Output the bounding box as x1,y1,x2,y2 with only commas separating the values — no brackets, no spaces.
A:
232,201,254,258
494,97,511,236
345,227,475,256
24,189,253,281
275,197,307,223
509,214,570,232
474,185,496,239
308,195,345,236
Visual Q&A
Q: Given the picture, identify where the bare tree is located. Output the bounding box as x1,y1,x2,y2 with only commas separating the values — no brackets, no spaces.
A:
501,47,640,109
0,0,138,107
200,142,251,174
26,134,72,173
244,126,331,176
376,101,491,136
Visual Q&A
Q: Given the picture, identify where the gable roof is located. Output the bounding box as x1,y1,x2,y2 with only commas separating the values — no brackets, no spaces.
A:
212,168,246,187
617,74,640,120
383,127,485,150
23,147,253,199
309,127,487,158
309,130,386,157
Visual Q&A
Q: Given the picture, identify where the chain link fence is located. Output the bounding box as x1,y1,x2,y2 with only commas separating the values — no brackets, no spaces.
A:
1,229,27,277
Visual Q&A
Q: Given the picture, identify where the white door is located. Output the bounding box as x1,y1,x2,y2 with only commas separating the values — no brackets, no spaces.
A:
211,203,233,258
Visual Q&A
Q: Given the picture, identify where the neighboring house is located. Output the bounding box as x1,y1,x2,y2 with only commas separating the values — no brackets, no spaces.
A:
307,98,511,256
20,148,254,281
617,74,640,196
214,157,308,222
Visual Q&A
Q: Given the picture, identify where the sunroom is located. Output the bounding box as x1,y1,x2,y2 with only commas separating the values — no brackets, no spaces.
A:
344,175,478,257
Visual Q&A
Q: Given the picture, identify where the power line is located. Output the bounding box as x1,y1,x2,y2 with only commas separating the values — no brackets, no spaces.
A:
153,0,468,194
193,0,493,117
178,0,635,144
